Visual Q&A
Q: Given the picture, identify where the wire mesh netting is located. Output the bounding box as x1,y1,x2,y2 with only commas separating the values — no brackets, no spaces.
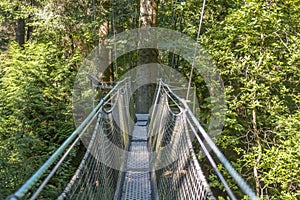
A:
148,90,215,200
57,82,133,200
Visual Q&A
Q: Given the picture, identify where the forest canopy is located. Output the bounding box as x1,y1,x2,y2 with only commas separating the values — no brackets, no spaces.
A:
0,0,299,199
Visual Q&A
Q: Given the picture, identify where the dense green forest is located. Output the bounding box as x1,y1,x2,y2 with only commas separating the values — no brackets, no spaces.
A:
0,0,299,199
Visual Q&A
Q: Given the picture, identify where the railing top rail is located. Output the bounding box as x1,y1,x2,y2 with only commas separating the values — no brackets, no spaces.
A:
159,79,258,200
7,78,129,200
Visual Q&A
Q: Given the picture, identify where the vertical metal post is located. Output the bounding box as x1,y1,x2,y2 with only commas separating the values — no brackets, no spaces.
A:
193,84,196,114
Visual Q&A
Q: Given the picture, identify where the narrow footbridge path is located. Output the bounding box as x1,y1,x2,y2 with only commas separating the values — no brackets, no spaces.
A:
120,114,151,200
6,79,257,200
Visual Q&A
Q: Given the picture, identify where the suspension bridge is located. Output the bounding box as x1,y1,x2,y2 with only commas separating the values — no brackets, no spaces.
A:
6,79,257,200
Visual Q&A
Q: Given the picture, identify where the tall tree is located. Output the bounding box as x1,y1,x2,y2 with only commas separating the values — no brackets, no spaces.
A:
15,18,25,46
136,0,158,113
98,0,114,87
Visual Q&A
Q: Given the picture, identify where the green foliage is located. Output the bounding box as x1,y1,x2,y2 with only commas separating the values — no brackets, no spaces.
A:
0,41,76,196
0,0,299,199
198,0,300,198
0,0,100,197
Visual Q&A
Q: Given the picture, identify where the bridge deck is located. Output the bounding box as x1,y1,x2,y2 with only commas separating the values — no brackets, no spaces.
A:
120,114,152,200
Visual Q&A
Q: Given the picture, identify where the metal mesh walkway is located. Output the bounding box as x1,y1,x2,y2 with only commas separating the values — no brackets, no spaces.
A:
121,114,152,200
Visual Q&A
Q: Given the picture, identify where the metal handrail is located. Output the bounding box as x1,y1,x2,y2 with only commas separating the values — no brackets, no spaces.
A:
7,78,128,200
160,80,258,200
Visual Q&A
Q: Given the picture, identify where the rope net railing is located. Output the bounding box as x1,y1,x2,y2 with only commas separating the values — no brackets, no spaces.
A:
6,79,133,200
148,84,215,200
57,80,133,200
148,80,257,200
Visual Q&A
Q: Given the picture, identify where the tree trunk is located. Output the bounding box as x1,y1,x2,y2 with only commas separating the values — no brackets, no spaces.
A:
98,21,114,85
27,24,33,41
16,18,25,46
136,0,158,114
97,20,114,101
